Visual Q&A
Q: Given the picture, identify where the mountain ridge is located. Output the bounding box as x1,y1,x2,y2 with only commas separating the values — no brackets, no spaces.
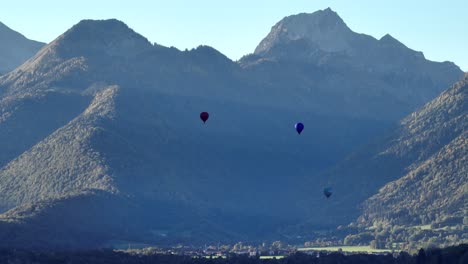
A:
358,74,467,227
0,13,465,249
0,22,44,74
313,75,468,250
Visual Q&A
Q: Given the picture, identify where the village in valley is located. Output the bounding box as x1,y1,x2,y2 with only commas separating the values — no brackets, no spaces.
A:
120,240,394,259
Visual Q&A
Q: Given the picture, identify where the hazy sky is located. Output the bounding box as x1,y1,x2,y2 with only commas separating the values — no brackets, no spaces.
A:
2,0,467,70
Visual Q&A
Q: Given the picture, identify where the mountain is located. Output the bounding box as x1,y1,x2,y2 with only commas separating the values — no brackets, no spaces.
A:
315,75,467,249
0,10,464,249
0,19,358,248
241,8,462,120
353,75,467,249
0,22,44,74
359,74,467,227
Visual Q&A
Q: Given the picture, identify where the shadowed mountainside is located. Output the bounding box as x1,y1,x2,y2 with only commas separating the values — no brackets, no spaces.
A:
0,9,464,248
0,22,44,74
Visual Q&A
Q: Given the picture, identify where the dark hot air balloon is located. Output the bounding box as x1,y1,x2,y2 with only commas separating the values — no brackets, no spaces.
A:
324,187,333,198
295,122,304,134
200,112,209,123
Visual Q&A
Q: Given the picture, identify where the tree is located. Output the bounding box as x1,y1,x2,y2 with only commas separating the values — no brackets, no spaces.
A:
370,240,377,249
416,248,426,264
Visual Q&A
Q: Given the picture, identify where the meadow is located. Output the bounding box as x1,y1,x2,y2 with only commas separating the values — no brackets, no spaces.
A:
297,246,392,253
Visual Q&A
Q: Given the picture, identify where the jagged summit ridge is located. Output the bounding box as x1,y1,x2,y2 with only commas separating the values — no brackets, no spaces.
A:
252,8,434,62
255,8,352,55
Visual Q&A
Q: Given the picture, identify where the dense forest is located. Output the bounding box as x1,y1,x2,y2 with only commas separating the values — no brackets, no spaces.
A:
0,244,466,264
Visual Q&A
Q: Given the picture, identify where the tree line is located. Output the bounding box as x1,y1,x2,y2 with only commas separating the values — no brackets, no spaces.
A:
0,244,466,264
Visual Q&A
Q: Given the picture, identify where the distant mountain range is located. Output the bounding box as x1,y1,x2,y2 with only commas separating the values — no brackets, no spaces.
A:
0,22,44,74
0,8,464,249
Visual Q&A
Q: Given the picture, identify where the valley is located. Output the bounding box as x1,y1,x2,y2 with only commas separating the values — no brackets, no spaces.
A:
0,7,465,254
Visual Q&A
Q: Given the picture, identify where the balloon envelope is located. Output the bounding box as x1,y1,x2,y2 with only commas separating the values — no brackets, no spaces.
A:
295,122,304,134
324,187,333,198
200,112,209,123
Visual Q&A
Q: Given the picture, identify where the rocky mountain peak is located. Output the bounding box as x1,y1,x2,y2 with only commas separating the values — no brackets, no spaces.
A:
2,19,154,82
254,8,352,55
378,33,409,49
52,19,153,59
379,33,397,42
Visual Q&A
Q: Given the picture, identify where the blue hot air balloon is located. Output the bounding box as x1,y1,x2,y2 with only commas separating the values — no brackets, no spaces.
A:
324,187,333,198
295,122,304,134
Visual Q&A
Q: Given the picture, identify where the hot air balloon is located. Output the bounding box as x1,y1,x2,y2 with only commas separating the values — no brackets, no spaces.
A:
200,112,209,123
324,187,333,198
295,122,304,134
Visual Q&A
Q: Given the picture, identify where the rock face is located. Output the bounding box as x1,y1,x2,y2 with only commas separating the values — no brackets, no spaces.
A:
243,8,463,120
255,8,353,54
0,22,44,74
0,11,464,249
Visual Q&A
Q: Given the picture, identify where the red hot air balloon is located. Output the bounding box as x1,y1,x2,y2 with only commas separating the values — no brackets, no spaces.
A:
200,112,209,123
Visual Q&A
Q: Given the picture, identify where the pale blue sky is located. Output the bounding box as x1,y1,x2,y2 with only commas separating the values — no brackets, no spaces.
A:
2,0,467,70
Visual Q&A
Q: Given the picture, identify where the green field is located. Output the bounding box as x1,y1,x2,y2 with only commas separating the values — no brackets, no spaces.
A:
416,225,432,230
298,246,392,253
259,256,285,259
